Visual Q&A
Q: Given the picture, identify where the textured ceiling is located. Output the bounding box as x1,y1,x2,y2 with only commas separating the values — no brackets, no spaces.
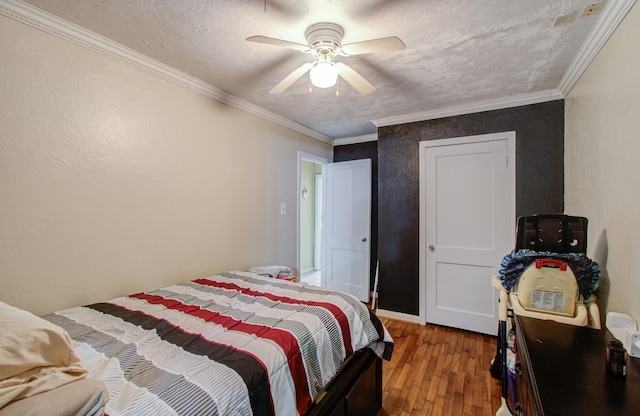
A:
17,0,609,139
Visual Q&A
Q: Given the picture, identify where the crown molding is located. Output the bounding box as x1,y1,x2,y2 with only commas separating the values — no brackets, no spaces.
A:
2,0,633,145
558,0,636,96
372,0,635,130
372,89,563,128
334,133,378,146
0,0,334,144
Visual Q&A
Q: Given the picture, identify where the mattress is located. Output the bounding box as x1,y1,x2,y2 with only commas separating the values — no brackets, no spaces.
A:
43,271,393,416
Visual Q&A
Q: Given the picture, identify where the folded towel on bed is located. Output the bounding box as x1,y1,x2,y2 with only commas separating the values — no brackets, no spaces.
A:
248,265,293,278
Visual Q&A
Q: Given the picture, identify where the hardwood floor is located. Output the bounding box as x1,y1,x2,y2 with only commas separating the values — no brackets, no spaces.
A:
377,317,502,416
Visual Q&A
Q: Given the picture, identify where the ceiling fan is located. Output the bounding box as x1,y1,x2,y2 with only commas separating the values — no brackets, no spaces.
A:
247,23,405,95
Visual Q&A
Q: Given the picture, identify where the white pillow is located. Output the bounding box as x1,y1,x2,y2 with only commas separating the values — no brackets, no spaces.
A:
0,301,87,409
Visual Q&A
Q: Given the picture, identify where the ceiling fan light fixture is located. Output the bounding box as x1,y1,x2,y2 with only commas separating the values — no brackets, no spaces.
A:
310,60,338,88
249,22,403,95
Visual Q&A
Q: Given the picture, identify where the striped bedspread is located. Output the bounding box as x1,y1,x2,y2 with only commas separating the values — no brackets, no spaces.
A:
43,271,393,416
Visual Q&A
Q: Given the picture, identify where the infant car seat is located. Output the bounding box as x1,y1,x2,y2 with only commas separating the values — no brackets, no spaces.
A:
509,258,589,326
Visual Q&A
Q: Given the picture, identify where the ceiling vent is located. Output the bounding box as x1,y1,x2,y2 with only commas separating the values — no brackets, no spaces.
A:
553,12,574,27
580,1,604,18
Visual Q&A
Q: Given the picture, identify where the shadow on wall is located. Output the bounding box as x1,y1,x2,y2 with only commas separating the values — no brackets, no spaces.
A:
593,229,609,324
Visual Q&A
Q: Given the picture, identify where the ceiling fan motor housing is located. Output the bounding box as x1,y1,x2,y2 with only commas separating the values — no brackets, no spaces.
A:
305,22,344,55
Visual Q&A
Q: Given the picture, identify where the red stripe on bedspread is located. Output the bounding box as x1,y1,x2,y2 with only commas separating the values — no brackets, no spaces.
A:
193,278,354,357
131,292,312,415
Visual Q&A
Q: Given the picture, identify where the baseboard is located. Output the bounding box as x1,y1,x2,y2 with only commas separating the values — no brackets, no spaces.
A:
375,309,422,324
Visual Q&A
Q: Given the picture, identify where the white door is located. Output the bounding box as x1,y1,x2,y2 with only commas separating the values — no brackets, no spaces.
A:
323,159,371,302
421,133,514,335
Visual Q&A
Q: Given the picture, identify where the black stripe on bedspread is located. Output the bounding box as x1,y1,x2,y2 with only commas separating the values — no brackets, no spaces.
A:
129,291,313,414
89,302,276,416
45,313,219,415
166,283,336,399
367,309,394,360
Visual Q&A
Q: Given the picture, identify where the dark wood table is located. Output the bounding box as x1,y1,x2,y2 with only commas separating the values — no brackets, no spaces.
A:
514,315,640,415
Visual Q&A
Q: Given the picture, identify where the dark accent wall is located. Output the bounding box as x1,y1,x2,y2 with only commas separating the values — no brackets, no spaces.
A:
333,141,378,292
377,100,565,316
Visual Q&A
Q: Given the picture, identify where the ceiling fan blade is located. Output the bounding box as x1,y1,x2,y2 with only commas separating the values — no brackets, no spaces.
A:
246,35,309,52
336,63,376,96
353,0,415,19
341,36,406,56
270,63,313,94
260,0,301,18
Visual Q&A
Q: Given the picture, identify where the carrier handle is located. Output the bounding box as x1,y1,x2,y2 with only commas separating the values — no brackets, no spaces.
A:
535,258,567,271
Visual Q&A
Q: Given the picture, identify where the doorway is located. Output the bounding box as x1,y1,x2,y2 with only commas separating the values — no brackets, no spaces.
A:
298,152,328,286
419,132,515,335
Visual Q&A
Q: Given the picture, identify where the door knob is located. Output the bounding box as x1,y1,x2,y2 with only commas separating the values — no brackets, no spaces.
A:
362,238,367,242
428,245,435,252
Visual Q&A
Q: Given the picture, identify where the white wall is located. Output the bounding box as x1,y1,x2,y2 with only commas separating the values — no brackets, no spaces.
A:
565,3,640,322
0,16,332,315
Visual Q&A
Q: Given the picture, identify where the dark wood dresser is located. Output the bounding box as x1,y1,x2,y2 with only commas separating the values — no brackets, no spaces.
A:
513,315,640,415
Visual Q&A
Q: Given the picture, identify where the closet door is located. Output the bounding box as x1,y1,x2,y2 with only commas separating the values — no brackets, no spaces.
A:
422,133,514,335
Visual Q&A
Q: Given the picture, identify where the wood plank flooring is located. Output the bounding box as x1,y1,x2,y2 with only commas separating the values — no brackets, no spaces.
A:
377,317,502,416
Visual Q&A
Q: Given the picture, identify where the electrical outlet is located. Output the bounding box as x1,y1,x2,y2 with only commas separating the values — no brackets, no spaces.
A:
580,1,603,18
280,203,286,215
